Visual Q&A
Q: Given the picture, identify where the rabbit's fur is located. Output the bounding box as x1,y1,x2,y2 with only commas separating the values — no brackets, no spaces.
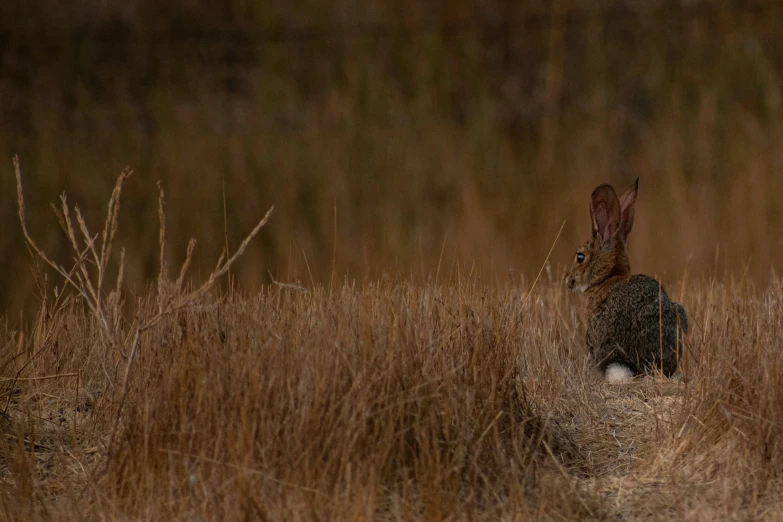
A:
566,179,688,379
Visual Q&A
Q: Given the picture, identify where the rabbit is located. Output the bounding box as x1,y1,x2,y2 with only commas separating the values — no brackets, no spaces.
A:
565,178,688,380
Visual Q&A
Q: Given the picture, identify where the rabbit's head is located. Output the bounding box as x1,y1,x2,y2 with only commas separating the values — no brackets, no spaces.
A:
566,179,638,293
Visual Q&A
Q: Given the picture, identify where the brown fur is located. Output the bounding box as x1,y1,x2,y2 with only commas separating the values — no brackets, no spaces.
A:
566,179,688,377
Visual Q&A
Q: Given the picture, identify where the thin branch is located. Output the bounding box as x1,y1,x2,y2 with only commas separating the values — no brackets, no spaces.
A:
15,159,86,297
176,239,197,292
157,181,167,289
0,373,78,382
519,220,566,313
75,205,101,274
206,206,274,286
115,248,125,297
267,270,309,293
100,167,132,278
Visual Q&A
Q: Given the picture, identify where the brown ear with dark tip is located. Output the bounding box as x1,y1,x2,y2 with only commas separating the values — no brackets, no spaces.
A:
590,184,621,244
618,178,639,243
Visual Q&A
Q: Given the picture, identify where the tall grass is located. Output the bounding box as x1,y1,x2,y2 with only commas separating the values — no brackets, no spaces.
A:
3,259,783,519
3,2,783,315
1,167,783,520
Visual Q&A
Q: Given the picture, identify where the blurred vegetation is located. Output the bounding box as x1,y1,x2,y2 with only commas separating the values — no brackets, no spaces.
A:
2,1,783,314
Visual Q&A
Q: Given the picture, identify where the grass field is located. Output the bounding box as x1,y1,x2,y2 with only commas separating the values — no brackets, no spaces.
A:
4,3,783,519
4,2,783,315
1,169,783,521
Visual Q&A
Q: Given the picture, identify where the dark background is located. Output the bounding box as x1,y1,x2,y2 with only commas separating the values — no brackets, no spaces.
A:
2,1,782,314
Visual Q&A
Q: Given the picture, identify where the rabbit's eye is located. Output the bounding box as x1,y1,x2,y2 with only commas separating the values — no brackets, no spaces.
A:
576,252,585,263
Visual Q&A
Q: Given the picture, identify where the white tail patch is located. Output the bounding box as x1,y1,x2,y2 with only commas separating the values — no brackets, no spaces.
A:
605,364,633,382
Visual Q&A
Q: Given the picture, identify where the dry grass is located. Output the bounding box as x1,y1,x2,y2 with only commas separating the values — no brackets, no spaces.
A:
1,170,783,521
3,4,783,518
4,2,783,315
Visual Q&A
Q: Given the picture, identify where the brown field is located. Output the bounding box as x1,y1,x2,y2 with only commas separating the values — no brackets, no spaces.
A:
3,2,783,315
3,2,783,520
1,166,783,521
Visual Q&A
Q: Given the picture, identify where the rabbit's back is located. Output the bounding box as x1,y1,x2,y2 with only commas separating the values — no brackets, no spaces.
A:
587,274,686,377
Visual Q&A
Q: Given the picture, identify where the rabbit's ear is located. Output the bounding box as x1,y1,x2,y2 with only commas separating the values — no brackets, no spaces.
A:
590,184,621,244
618,178,639,242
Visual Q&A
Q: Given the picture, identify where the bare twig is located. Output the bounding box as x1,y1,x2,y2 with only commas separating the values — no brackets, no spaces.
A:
519,220,566,313
267,270,309,293
157,181,168,309
176,239,197,292
100,168,132,281
0,373,78,382
16,158,84,296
